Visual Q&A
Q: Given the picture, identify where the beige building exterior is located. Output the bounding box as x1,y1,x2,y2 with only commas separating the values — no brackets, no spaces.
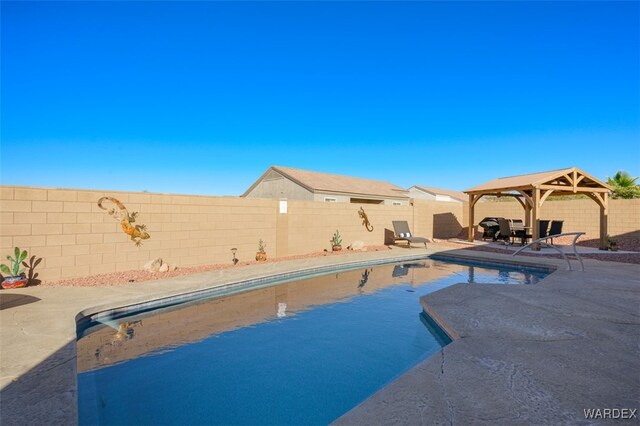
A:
408,185,467,203
242,166,411,206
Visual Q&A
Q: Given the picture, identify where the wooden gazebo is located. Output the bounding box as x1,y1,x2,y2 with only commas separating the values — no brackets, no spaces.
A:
464,167,612,249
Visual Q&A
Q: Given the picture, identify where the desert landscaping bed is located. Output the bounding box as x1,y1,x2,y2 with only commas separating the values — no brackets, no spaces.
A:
8,238,638,289
39,245,392,288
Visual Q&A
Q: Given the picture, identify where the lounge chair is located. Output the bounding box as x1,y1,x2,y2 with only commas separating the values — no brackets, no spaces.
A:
392,221,429,248
538,220,550,239
548,220,564,245
392,265,409,277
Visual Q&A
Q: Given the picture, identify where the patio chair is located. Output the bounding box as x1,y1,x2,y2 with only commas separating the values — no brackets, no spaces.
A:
392,221,429,248
497,218,514,244
511,219,523,227
510,219,531,245
548,220,564,245
538,220,550,239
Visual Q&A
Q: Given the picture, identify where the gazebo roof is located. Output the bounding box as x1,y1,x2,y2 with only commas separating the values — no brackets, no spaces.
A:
464,167,612,250
464,167,612,195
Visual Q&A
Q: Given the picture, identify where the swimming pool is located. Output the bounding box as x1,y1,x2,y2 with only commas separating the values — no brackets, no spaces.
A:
77,257,549,425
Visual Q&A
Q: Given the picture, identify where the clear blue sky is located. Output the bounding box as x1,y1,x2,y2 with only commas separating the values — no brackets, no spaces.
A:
2,1,638,195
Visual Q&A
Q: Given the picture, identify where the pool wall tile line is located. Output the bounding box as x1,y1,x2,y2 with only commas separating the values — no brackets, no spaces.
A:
76,253,432,335
77,251,560,337
430,253,556,274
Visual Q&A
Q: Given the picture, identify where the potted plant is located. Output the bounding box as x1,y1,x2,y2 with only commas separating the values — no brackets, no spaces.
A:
255,239,267,261
1,247,29,289
330,230,342,251
607,235,618,252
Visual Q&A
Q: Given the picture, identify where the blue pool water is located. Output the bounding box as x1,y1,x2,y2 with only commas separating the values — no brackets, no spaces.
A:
77,257,549,425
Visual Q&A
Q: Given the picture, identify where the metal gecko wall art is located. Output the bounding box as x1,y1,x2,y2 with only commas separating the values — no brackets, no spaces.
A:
358,207,374,232
98,197,150,246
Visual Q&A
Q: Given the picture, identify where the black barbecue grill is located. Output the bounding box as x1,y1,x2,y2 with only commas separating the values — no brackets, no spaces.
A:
478,217,504,241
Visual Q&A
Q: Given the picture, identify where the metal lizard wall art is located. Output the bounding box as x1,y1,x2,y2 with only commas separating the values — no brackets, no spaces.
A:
358,207,374,232
98,197,150,246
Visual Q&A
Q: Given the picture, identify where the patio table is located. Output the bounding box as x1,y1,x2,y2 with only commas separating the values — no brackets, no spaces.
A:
511,226,532,245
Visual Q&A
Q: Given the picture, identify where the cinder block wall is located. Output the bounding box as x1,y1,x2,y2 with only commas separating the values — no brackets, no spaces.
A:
464,199,640,238
283,199,464,255
285,201,410,255
0,186,464,283
0,187,277,282
414,200,464,240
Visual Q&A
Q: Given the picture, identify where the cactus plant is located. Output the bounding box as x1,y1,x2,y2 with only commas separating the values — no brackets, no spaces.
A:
256,239,267,261
1,247,29,289
331,230,342,251
1,247,27,277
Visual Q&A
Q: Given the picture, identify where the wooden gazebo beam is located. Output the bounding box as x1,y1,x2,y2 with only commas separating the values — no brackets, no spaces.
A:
538,184,609,193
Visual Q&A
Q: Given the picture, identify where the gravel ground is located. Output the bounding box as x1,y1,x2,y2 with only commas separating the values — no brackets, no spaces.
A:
40,246,392,288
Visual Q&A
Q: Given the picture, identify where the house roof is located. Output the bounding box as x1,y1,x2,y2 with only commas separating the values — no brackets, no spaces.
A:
243,166,409,199
464,167,612,194
411,185,467,202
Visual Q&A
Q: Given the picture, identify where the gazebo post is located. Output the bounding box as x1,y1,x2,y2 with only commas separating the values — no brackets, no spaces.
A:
532,188,540,249
468,194,475,242
599,192,609,250
515,190,533,230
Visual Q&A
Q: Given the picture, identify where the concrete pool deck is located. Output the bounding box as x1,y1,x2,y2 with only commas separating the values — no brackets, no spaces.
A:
1,246,638,425
335,250,640,425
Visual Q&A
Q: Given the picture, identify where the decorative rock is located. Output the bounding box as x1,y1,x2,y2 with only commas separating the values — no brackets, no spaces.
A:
158,263,169,273
170,265,177,271
143,258,163,272
350,240,365,250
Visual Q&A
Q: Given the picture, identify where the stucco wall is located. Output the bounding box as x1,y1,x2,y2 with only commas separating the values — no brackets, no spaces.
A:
0,186,463,283
244,173,314,201
309,192,408,205
408,188,463,204
464,198,640,238
380,198,409,206
312,193,351,203
408,187,436,201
